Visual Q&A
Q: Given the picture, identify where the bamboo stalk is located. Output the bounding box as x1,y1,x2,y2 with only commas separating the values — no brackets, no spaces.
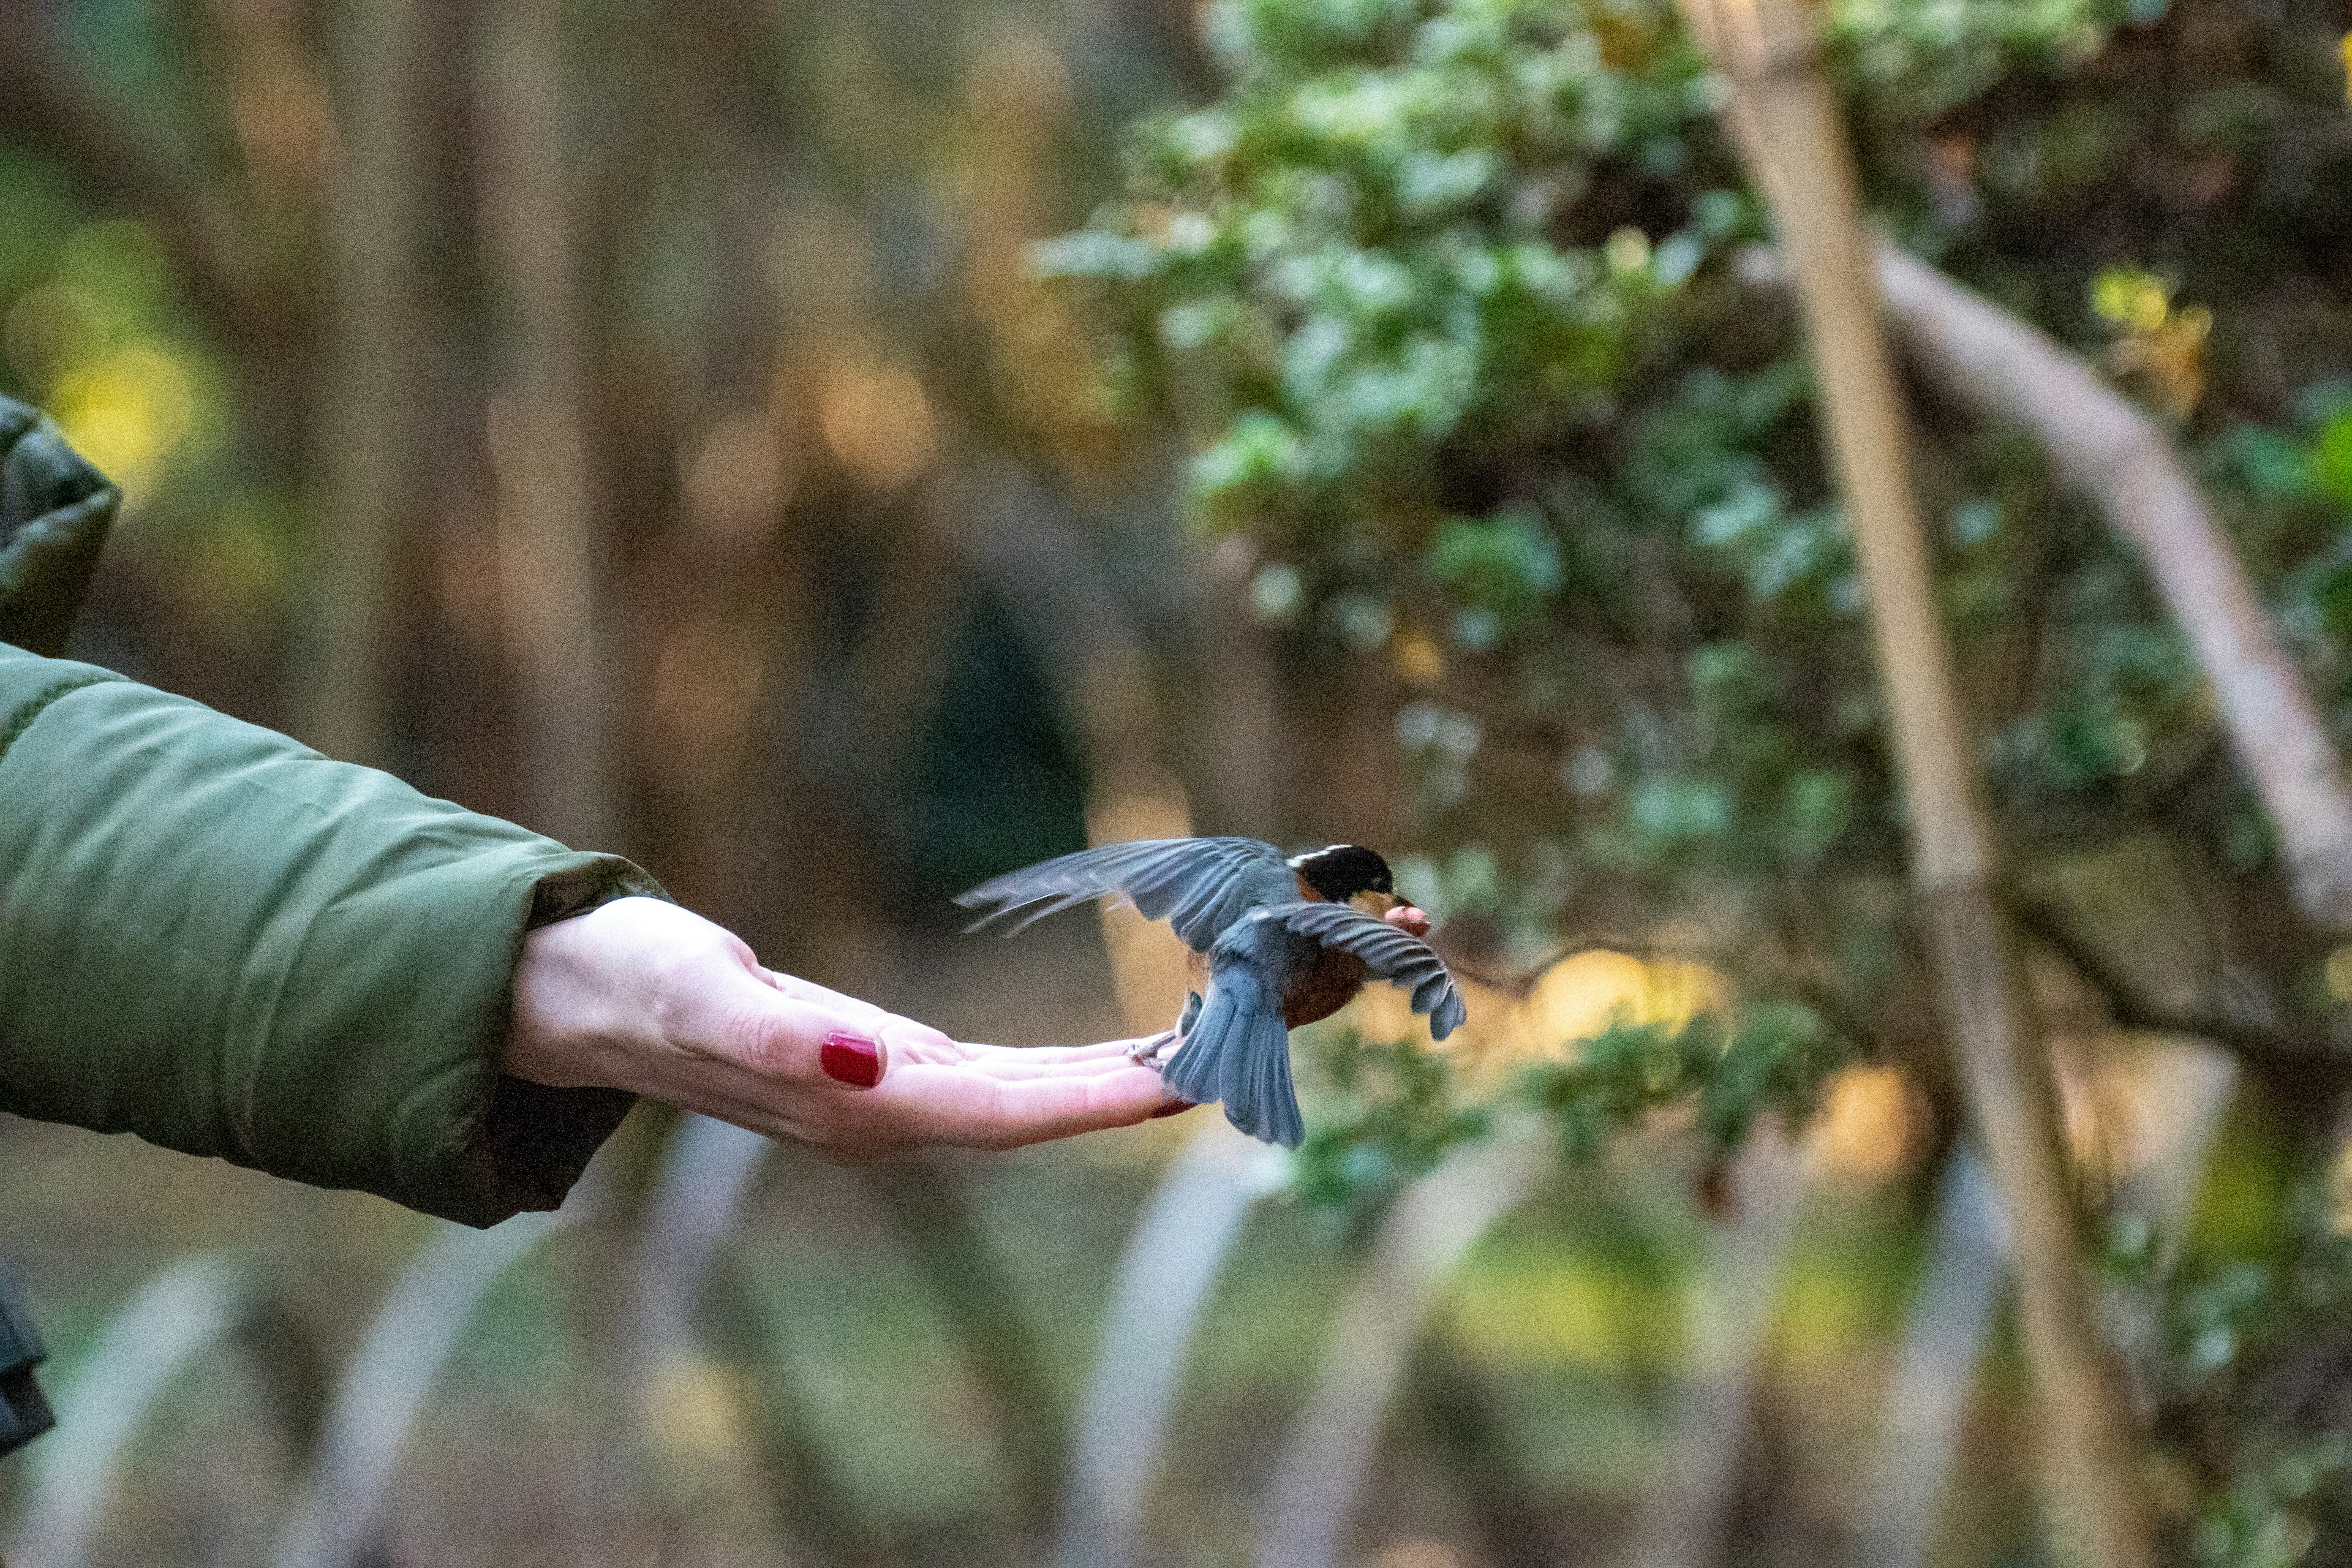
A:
1676,1,2155,1562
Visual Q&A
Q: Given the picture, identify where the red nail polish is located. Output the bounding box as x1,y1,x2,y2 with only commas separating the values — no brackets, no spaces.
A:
1150,1101,1200,1119
820,1031,883,1088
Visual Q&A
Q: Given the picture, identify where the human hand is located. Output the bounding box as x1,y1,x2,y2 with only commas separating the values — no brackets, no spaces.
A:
505,895,1185,1154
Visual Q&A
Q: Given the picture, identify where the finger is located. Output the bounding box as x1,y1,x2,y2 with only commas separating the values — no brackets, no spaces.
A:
753,971,970,1064
719,970,965,1079
956,1050,1167,1082
861,1061,1176,1148
714,982,895,1086
953,1038,1161,1066
760,970,897,1023
874,1035,1164,1072
874,1015,962,1062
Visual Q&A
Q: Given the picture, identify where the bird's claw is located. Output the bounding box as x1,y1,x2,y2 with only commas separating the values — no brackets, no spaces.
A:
1129,1029,1181,1067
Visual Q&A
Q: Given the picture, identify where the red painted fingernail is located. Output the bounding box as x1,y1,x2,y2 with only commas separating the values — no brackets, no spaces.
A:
1150,1101,1200,1119
820,1031,884,1088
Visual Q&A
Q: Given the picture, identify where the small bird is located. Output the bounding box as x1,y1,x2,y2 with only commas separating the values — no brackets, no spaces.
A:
956,838,1467,1147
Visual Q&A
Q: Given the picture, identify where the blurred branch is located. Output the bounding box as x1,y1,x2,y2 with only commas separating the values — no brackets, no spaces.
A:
2012,897,2351,1083
1680,1,2158,1564
1857,1148,2008,1568
1254,1126,1548,1568
1873,247,2352,937
271,1210,576,1568
7,1257,261,1568
0,1,300,363
1739,239,2352,937
1059,1123,1285,1568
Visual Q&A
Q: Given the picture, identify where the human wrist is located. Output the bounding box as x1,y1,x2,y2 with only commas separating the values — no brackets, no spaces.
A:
504,896,665,1092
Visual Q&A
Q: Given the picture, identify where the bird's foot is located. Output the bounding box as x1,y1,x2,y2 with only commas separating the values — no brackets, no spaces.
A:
1129,1029,1181,1067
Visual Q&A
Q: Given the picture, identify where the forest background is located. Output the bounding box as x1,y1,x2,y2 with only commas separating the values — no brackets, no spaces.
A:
2,0,2351,1563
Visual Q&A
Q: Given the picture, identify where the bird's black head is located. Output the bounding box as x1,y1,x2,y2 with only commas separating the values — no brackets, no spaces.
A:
1288,844,1393,902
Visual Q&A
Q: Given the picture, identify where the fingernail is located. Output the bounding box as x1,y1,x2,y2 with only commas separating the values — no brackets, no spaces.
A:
1150,1100,1200,1119
820,1031,884,1088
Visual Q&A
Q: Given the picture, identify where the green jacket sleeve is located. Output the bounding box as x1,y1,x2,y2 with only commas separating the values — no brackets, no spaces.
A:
0,642,665,1226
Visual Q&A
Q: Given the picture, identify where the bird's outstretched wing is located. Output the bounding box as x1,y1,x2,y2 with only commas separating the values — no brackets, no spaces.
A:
954,837,1296,953
1261,900,1469,1039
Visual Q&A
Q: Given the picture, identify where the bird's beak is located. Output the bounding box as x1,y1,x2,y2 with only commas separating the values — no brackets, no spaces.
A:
1383,904,1432,938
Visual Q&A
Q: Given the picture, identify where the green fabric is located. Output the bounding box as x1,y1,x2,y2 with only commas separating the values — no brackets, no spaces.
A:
0,399,117,658
0,642,663,1226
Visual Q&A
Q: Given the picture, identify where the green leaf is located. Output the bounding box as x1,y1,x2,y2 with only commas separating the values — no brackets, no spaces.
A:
1427,510,1562,619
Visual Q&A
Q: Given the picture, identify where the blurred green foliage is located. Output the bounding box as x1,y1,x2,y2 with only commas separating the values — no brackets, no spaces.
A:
1292,1027,1488,1219
1520,1001,1842,1158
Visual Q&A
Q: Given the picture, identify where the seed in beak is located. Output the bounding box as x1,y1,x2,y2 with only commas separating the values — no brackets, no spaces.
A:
1384,905,1431,938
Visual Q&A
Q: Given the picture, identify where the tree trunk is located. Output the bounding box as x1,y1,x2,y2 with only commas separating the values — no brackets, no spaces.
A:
303,0,426,765
475,0,618,850
1676,1,2156,1562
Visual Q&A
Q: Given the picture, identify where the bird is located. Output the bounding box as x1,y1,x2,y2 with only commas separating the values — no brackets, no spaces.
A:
956,838,1468,1148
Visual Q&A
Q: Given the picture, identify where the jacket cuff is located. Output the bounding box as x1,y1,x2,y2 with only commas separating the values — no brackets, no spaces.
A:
431,859,669,1226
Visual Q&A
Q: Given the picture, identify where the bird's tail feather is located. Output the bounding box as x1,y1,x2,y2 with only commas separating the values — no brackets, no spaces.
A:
1164,976,1303,1148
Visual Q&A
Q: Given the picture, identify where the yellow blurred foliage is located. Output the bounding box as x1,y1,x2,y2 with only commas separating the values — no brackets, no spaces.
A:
2093,266,2211,419
2054,1031,2237,1194
1344,945,1722,1084
1392,629,1446,686
1806,1064,1916,1183
2329,1139,2352,1236
1449,1250,1683,1372
2323,943,2352,1005
48,342,204,502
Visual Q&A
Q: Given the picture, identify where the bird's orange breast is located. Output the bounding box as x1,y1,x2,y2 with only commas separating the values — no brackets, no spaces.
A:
1282,946,1370,1028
